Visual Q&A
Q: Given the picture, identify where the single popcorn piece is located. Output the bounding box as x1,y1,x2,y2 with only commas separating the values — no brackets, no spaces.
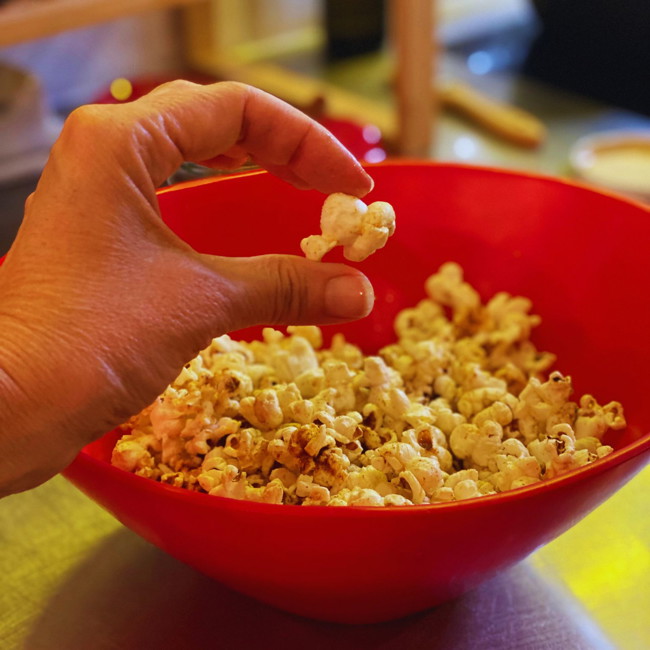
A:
300,193,396,262
112,262,626,507
449,419,503,469
574,394,626,439
111,434,156,473
425,262,481,314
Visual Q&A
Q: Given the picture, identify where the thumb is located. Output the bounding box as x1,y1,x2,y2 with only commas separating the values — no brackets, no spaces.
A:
203,254,375,331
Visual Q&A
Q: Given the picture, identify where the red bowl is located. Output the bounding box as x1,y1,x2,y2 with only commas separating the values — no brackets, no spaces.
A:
64,161,650,624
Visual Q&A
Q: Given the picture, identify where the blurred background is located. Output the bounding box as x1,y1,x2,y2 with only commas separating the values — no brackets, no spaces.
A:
1,0,649,255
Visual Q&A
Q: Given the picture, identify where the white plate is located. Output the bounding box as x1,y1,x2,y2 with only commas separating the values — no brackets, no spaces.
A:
569,130,650,203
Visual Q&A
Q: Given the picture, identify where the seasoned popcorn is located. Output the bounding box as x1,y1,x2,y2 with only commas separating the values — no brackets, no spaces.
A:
300,193,396,262
112,263,624,506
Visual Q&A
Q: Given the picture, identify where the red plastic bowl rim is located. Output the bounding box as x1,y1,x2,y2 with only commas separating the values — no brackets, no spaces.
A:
156,159,650,213
67,159,650,516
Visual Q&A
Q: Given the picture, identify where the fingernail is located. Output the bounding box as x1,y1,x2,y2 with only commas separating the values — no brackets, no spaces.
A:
325,274,374,319
358,171,374,197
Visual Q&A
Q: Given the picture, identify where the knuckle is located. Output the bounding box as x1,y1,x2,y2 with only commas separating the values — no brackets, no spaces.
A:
55,104,127,160
23,191,35,213
264,256,308,324
149,78,200,96
61,104,112,139
217,80,249,95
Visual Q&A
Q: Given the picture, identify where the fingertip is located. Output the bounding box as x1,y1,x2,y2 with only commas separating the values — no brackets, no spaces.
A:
324,271,375,320
330,155,374,198
356,170,375,198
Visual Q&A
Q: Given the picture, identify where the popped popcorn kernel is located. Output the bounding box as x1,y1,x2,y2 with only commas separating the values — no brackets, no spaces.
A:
113,263,625,506
574,394,626,439
301,193,396,262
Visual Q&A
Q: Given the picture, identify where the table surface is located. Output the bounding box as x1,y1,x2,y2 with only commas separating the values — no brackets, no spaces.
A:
1,54,649,650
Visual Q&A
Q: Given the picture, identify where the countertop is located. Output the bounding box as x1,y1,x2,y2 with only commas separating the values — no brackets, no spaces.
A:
1,53,649,649
1,469,648,650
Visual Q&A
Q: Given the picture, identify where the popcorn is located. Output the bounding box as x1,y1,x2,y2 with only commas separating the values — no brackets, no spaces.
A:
574,394,625,439
296,475,331,505
487,439,541,491
112,434,156,473
444,469,483,501
330,488,385,507
301,193,396,262
113,263,625,506
239,389,284,430
425,262,481,315
403,455,445,497
514,371,578,442
449,419,503,469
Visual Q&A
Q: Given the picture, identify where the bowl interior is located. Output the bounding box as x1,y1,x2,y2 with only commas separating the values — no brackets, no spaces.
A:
152,161,650,449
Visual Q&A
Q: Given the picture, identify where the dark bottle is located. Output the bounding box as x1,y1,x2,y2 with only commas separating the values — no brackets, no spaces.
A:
324,0,386,62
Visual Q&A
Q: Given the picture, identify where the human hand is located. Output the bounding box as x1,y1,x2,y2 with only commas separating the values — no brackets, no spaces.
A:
0,81,374,496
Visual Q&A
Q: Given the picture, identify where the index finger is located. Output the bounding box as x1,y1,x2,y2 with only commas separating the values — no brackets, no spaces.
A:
135,80,374,196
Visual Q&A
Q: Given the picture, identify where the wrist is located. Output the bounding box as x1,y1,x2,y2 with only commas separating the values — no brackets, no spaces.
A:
0,318,55,495
0,312,106,496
